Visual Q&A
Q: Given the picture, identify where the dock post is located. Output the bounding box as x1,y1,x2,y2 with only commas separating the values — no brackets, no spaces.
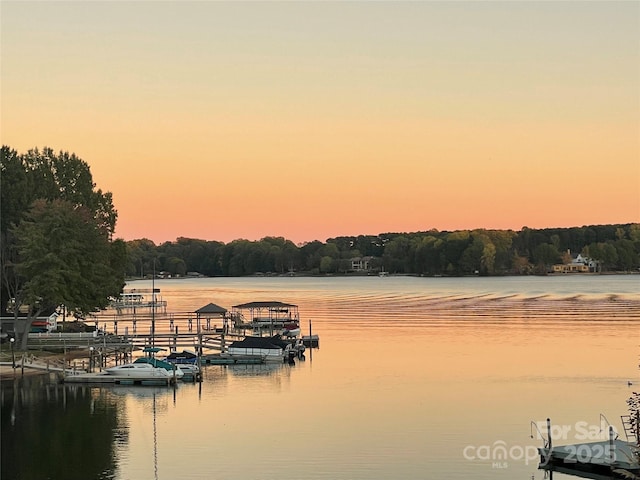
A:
309,319,313,361
547,418,552,450
608,426,615,464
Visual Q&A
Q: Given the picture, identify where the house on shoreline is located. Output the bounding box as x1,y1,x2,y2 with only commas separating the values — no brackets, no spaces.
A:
552,252,598,273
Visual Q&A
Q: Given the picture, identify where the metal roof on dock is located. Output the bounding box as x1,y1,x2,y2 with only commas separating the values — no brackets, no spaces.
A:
194,303,227,314
232,301,297,309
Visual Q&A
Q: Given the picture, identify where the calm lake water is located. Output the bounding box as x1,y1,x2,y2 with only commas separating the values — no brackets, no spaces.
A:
2,275,639,480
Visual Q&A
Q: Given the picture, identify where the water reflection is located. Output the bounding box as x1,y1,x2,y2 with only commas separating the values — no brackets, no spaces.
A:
0,375,122,480
3,276,639,480
540,464,621,480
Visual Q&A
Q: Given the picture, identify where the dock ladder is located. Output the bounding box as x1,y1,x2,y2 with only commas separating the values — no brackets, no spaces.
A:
620,414,639,444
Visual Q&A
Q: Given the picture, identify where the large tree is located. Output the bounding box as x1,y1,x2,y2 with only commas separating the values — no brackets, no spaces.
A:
1,146,125,349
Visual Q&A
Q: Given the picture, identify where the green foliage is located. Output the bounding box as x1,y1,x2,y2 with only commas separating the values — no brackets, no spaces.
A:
319,256,334,273
533,243,561,271
128,223,640,277
11,200,124,344
1,146,124,349
0,146,31,233
18,147,117,235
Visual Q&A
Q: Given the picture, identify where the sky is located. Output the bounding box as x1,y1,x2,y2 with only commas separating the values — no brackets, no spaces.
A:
1,1,639,245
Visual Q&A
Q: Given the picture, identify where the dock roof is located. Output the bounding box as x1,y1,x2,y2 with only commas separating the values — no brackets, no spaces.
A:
232,301,297,309
195,303,227,314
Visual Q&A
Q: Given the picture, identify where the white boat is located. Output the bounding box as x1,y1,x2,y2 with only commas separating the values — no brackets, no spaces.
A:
175,363,199,376
134,357,185,379
105,362,174,378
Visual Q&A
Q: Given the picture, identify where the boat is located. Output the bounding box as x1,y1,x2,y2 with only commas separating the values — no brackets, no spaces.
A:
165,350,198,365
170,362,200,381
226,335,294,363
134,357,184,379
292,338,306,357
281,322,301,337
105,362,176,378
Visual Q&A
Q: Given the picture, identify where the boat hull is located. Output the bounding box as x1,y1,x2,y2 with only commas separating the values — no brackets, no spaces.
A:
105,363,173,378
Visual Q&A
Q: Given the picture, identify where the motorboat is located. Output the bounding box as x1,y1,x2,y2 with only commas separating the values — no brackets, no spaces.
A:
226,335,292,363
134,357,184,379
165,350,198,364
105,362,174,378
281,322,301,337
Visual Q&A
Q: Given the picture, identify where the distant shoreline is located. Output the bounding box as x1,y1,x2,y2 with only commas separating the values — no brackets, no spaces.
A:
126,271,640,281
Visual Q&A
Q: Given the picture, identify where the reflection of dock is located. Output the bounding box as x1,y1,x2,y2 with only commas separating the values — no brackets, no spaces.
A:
200,354,265,365
63,371,177,386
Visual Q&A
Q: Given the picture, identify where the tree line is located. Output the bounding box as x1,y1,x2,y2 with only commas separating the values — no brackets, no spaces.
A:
2,146,639,348
128,225,640,278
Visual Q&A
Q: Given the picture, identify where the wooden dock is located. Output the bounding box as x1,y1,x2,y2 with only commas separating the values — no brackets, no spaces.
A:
302,334,319,347
540,439,640,471
15,310,320,382
537,419,640,478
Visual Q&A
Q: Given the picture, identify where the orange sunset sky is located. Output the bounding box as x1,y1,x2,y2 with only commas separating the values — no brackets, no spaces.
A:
1,1,638,245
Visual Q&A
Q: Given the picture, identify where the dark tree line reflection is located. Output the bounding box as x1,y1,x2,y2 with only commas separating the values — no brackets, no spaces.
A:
1,376,125,480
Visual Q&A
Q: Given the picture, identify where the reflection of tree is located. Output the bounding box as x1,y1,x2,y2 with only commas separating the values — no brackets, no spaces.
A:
0,377,124,480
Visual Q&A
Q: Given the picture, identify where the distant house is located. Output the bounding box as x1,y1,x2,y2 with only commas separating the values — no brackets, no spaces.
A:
351,256,372,272
553,251,598,273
